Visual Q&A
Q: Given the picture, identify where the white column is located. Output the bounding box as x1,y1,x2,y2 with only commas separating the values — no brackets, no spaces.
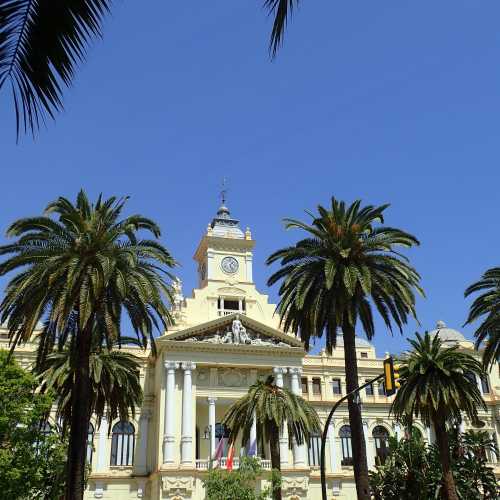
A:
427,424,436,444
96,415,109,471
290,367,306,466
208,397,217,459
181,361,196,465
163,361,178,464
328,420,339,472
274,367,289,466
136,410,151,475
94,416,109,498
250,411,257,456
363,421,373,468
394,423,401,441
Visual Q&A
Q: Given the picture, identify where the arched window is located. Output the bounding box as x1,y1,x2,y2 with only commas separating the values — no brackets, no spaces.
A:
373,426,390,465
110,421,135,466
339,425,352,466
87,422,95,464
308,432,321,466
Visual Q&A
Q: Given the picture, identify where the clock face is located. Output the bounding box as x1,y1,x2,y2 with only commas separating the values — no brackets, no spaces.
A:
221,256,239,274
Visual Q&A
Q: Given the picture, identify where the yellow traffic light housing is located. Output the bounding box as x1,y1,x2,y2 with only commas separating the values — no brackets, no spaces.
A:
383,357,400,396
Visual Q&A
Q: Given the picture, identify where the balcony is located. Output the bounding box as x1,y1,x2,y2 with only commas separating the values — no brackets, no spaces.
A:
195,457,271,470
217,310,246,317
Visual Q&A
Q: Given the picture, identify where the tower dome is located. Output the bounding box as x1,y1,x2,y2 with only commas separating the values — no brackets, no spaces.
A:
428,320,466,344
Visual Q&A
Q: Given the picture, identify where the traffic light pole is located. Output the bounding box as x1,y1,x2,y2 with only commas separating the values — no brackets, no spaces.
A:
320,373,384,500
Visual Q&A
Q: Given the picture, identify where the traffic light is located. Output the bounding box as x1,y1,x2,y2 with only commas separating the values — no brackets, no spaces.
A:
383,357,401,396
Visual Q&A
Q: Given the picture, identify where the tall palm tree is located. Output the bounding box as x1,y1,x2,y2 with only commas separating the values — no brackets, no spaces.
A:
37,336,144,436
0,0,112,138
391,332,486,500
0,190,176,500
464,267,500,368
266,198,422,500
222,375,320,500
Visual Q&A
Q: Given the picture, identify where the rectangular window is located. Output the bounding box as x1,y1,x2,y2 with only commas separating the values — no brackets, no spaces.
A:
378,381,386,396
308,435,321,466
365,380,374,396
481,376,490,394
301,377,308,395
360,352,368,358
312,378,322,396
223,299,239,311
331,378,342,395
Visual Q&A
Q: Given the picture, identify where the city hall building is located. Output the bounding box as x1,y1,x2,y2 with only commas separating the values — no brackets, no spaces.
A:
2,202,499,499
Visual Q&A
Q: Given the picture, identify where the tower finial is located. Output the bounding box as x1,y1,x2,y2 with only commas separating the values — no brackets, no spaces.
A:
220,177,227,206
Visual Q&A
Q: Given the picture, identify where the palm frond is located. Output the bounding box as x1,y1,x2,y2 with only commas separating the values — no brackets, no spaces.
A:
0,0,112,138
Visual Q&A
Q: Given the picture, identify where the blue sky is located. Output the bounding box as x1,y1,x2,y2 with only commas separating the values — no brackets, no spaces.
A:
1,1,500,356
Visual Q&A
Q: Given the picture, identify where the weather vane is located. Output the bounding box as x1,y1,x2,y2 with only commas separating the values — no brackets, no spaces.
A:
220,177,228,205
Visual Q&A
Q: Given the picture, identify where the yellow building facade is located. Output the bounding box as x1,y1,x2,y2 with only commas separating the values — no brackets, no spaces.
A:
2,202,499,499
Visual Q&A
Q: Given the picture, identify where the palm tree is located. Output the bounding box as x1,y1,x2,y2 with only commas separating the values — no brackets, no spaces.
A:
0,0,112,138
37,336,143,436
266,198,422,500
222,375,320,500
0,190,176,500
464,267,500,368
391,332,486,500
264,0,300,56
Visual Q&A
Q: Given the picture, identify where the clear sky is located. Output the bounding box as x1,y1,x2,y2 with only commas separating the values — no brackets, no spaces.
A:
1,1,500,356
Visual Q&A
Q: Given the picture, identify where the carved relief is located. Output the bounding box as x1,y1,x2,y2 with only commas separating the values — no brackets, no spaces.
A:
180,319,292,348
161,476,194,498
282,477,309,497
196,369,209,386
218,368,248,387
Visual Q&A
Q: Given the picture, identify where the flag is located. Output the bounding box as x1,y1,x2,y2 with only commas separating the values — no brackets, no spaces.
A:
226,442,235,471
213,438,224,463
247,438,257,457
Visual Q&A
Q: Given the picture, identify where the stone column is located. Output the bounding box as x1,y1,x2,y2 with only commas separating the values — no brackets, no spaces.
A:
96,415,109,471
274,367,289,466
290,367,306,466
394,423,401,441
208,397,217,459
181,362,196,465
94,416,109,498
136,410,151,475
363,421,373,468
427,424,436,444
328,420,339,472
163,361,178,464
250,411,258,456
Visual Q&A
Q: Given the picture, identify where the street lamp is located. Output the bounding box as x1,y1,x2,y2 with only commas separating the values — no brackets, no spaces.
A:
203,424,214,469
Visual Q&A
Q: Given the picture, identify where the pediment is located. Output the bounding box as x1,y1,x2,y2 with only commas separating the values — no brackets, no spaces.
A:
164,313,303,349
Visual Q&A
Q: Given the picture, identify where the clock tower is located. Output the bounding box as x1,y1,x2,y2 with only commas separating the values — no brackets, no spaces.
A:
193,201,255,288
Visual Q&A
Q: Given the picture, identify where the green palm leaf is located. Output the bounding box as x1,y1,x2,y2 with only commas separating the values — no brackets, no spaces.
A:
0,0,112,138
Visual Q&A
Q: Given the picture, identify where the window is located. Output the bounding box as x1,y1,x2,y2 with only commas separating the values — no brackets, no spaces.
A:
35,421,52,453
312,378,322,396
339,425,353,466
215,422,231,456
331,378,342,395
111,421,135,466
87,422,95,464
217,297,246,316
465,371,477,386
360,352,368,358
365,380,374,396
378,381,386,396
480,375,490,394
373,426,390,465
301,377,308,395
308,433,321,466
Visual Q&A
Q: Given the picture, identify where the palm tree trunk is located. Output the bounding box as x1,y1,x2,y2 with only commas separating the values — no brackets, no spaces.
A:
65,324,93,500
269,424,282,500
433,413,458,500
342,323,371,500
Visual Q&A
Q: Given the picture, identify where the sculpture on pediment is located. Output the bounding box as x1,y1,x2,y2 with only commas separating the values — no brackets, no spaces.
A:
180,319,292,348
